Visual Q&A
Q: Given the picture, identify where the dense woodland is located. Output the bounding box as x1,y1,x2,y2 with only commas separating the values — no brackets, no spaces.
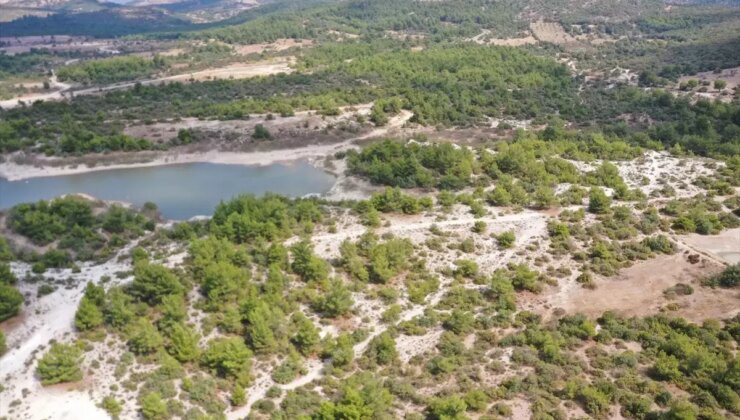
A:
1,39,738,158
57,55,168,85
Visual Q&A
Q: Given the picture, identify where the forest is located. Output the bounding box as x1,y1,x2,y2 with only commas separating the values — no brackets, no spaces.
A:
57,55,169,85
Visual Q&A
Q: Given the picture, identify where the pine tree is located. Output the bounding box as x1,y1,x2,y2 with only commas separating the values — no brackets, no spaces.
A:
75,296,103,331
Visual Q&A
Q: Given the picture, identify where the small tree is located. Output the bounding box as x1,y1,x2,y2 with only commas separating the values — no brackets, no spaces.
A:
75,296,103,331
100,395,123,419
0,282,23,321
166,323,200,362
588,188,612,214
140,392,168,420
427,395,468,419
252,124,272,140
532,185,557,209
231,385,247,406
36,343,83,385
497,231,516,249
201,337,253,384
128,319,164,355
291,312,320,356
316,279,354,318
131,262,183,305
365,332,397,365
714,79,727,90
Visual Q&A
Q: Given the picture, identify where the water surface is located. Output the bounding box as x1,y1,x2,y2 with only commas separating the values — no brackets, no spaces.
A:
0,161,336,220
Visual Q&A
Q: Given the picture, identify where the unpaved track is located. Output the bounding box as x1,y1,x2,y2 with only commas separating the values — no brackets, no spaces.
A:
0,59,292,110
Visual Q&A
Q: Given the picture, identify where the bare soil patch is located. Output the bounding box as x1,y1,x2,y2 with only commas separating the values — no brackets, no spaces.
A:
468,29,538,46
531,21,578,45
679,228,740,264
545,253,735,322
675,66,739,103
233,38,313,55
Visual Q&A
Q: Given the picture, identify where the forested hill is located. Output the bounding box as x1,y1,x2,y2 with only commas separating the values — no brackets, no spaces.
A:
0,0,693,39
0,7,195,37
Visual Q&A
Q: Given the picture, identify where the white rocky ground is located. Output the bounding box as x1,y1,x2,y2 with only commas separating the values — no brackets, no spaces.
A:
1,244,139,419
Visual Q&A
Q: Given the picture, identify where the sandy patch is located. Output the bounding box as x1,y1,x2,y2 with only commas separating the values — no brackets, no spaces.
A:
0,58,292,109
614,150,717,198
162,58,293,82
531,21,578,45
679,228,740,264
546,253,735,322
676,66,739,103
0,241,141,419
233,38,313,55
468,29,538,47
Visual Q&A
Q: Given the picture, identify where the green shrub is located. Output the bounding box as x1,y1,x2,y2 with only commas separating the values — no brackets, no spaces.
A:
0,282,23,321
75,296,103,331
703,264,738,288
252,124,272,140
200,337,252,384
36,343,83,385
497,231,516,249
140,391,168,420
589,188,612,214
100,395,123,418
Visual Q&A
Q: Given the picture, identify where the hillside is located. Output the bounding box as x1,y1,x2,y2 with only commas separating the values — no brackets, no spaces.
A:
0,1,738,419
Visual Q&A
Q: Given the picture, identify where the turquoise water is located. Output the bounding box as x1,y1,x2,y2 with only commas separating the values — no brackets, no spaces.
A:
0,161,336,220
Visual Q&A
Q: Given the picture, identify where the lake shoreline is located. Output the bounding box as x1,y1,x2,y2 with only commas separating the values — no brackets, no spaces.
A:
0,143,350,182
0,110,414,182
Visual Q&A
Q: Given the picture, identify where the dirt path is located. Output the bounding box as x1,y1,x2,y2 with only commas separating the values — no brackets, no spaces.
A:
0,59,292,110
0,72,71,109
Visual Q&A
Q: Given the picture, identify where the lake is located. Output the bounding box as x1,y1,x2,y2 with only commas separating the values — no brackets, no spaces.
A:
0,161,336,220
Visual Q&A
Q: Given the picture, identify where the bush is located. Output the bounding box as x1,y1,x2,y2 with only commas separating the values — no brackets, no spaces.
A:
75,296,103,331
130,262,183,305
497,231,516,249
0,282,23,321
201,337,252,384
252,124,272,140
642,235,676,254
703,264,738,288
589,188,612,214
36,343,83,385
427,396,468,420
140,392,168,420
101,395,123,418
577,386,610,416
365,332,397,365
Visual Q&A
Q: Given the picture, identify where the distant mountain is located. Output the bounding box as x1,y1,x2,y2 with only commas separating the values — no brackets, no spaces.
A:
665,0,740,5
0,0,270,35
0,6,194,36
0,0,270,32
